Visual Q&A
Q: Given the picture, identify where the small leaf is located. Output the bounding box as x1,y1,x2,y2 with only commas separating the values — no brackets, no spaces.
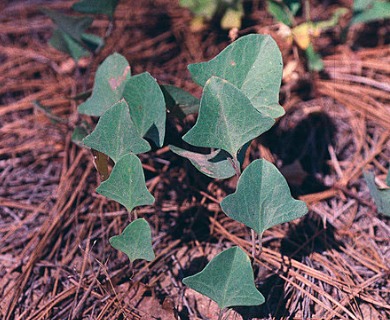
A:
305,44,324,71
161,84,199,119
83,100,150,162
96,154,154,212
182,77,274,159
169,145,237,179
364,171,390,217
110,218,155,262
42,8,93,43
123,72,166,147
71,124,90,147
81,33,104,52
49,29,89,61
220,6,243,30
221,159,308,236
188,34,284,118
179,0,217,19
183,246,265,309
266,0,294,26
78,53,131,116
72,0,119,18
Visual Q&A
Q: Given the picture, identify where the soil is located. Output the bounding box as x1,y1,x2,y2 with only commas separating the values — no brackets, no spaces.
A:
0,0,389,319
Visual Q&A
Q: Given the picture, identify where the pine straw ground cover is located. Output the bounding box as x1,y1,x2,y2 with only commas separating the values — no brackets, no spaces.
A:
0,0,389,319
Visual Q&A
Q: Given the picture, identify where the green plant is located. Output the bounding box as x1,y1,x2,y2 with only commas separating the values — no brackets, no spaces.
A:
77,34,308,315
351,0,390,25
180,0,244,31
42,0,119,61
266,0,347,71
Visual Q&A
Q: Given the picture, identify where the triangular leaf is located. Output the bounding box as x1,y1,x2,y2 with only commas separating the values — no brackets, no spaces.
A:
109,218,155,262
364,171,390,217
42,8,93,43
183,246,265,309
78,53,131,116
169,145,237,179
83,100,150,162
161,84,199,119
123,72,166,147
188,34,284,118
72,0,119,18
96,154,154,212
221,159,308,236
49,29,89,61
182,76,274,158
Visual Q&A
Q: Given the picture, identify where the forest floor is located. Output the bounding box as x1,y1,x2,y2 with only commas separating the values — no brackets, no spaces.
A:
0,0,389,319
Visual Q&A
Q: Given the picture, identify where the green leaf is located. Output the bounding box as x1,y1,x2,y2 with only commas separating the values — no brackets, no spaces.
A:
266,0,295,26
83,100,150,162
364,171,390,217
182,77,274,159
220,159,308,236
183,247,265,309
110,218,155,262
161,84,199,119
305,44,324,72
96,154,154,212
81,33,104,52
179,0,217,19
71,123,90,147
78,53,131,116
188,34,284,118
169,145,238,179
72,0,119,18
123,72,166,147
42,8,93,43
49,29,89,61
351,1,390,25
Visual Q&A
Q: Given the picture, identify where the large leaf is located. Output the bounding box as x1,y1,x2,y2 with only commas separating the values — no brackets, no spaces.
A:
351,1,390,25
83,100,150,162
96,154,154,212
72,0,119,18
123,72,166,147
169,145,237,179
182,77,274,159
78,53,131,116
364,171,390,217
42,8,93,43
221,159,308,236
188,34,284,118
161,84,199,119
183,246,265,309
109,218,155,262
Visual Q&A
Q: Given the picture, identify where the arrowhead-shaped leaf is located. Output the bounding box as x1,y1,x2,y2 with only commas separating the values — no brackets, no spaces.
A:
169,145,237,179
96,154,154,212
188,34,284,118
182,76,274,158
183,246,265,309
78,53,131,116
72,0,119,18
42,8,93,43
49,29,90,61
364,171,390,217
109,218,155,262
221,159,308,236
83,100,150,162
161,84,199,119
123,72,166,147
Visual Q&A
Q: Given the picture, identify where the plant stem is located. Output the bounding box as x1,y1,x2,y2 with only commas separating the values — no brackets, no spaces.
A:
251,229,256,259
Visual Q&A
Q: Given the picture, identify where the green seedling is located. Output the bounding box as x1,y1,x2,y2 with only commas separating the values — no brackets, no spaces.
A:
78,34,308,313
364,170,390,217
180,0,243,31
72,0,119,19
266,1,347,71
42,8,104,61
